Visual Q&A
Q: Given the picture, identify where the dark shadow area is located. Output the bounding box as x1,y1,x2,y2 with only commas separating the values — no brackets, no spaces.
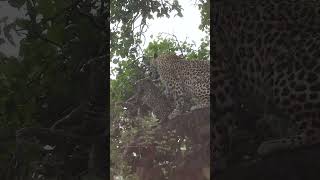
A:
0,0,108,179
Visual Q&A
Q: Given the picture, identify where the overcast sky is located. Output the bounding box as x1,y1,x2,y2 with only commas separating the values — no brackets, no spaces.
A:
141,0,207,50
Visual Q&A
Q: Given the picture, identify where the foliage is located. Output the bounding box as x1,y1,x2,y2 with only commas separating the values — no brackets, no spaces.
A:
197,0,210,32
0,0,107,178
144,34,209,61
110,0,183,59
111,58,146,102
1,0,107,128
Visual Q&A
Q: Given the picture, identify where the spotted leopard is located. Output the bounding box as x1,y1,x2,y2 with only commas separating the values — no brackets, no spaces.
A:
152,54,210,120
213,0,320,167
125,78,174,122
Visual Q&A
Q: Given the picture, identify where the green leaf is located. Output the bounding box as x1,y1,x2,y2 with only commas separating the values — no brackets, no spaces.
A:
38,0,56,19
15,18,30,29
46,23,65,44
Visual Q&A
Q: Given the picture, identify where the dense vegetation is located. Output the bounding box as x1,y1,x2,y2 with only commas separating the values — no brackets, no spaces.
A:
0,0,107,179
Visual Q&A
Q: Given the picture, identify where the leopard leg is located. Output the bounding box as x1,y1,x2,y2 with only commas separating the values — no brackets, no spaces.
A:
191,100,210,111
190,82,210,111
212,75,237,172
168,82,185,119
168,99,184,119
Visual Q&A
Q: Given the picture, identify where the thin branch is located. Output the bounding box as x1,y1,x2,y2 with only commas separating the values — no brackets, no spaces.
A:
37,35,63,49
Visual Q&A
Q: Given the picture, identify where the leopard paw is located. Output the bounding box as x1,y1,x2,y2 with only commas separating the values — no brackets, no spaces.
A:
258,139,291,155
190,104,209,111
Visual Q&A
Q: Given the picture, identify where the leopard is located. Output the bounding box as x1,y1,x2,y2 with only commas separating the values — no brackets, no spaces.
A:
151,53,210,120
213,0,320,170
124,78,174,122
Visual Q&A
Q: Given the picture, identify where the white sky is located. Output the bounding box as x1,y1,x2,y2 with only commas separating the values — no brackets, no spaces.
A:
141,0,207,50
